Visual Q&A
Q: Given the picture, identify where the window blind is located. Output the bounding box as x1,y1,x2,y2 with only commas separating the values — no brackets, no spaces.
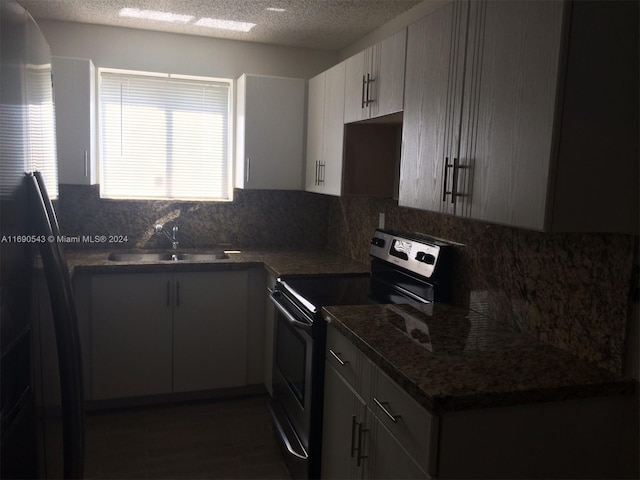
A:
27,64,58,198
100,71,231,200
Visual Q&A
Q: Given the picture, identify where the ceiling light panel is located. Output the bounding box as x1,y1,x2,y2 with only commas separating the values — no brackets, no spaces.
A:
194,17,256,32
119,8,193,23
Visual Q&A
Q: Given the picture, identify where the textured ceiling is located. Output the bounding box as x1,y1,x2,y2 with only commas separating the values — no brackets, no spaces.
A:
18,0,424,50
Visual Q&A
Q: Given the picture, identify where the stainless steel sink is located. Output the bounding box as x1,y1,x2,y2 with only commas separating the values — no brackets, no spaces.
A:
174,253,229,261
107,251,229,262
107,252,174,262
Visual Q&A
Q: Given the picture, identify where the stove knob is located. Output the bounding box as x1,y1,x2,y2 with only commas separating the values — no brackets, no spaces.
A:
416,251,436,264
370,237,386,248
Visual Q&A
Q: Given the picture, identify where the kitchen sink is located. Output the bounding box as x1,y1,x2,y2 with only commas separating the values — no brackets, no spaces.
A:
107,251,230,262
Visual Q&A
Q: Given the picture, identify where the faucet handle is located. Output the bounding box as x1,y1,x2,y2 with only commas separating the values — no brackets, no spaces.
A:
172,225,179,235
155,224,164,234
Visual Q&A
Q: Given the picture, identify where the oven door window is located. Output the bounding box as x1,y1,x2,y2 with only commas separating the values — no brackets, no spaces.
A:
275,316,307,406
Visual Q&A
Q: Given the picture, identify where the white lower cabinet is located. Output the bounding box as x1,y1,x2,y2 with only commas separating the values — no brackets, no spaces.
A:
322,326,431,479
90,270,248,400
91,273,173,400
172,271,248,393
322,325,631,479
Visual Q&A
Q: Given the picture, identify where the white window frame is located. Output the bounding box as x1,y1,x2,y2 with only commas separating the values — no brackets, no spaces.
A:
98,68,233,201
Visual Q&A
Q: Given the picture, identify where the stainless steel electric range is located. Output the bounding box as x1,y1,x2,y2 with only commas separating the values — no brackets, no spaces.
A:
268,229,455,479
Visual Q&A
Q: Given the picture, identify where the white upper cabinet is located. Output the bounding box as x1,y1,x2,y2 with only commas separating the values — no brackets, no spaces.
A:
399,1,465,216
235,74,306,190
344,29,407,123
305,62,346,196
52,57,96,185
400,0,638,232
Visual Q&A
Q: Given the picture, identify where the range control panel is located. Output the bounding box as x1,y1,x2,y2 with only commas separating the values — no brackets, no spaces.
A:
369,229,453,279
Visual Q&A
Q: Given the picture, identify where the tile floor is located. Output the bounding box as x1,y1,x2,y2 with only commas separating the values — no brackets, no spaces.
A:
84,395,292,479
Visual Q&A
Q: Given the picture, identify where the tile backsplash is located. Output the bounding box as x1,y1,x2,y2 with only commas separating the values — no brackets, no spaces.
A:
58,184,638,374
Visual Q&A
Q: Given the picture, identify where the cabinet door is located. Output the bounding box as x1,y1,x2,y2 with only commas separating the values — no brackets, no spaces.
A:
236,75,305,190
344,49,370,123
91,273,172,400
306,72,325,192
52,57,96,185
369,29,406,119
321,362,366,480
320,62,346,196
399,2,467,215
368,419,427,480
458,0,564,229
172,271,248,392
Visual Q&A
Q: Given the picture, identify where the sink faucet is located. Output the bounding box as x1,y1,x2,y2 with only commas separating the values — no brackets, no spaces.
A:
155,224,179,250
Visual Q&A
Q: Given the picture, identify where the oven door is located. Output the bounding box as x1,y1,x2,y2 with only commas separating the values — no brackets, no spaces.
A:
269,290,314,478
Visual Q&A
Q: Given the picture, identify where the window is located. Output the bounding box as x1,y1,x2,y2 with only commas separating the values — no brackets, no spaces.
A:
99,69,232,200
28,63,58,198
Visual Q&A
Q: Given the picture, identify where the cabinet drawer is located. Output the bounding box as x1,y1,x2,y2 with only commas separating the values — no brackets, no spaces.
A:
371,368,435,474
326,326,362,392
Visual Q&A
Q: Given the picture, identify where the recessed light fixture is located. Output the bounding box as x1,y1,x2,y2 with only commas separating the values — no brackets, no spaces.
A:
266,7,286,12
194,17,256,32
119,7,193,23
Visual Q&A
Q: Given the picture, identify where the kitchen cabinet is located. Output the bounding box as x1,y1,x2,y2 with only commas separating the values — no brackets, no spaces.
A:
400,0,638,232
263,272,276,395
235,74,306,190
321,360,368,479
321,326,430,479
52,57,96,185
344,30,407,123
90,270,248,400
305,62,346,196
172,271,248,392
91,273,173,400
323,324,631,479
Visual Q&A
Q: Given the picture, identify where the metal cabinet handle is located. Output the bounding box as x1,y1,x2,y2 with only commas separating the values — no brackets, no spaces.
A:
365,73,375,106
329,349,348,366
246,157,251,184
361,74,367,108
442,157,453,202
315,160,319,186
356,422,368,466
373,397,401,423
450,157,468,204
350,415,357,458
319,161,325,185
84,150,88,177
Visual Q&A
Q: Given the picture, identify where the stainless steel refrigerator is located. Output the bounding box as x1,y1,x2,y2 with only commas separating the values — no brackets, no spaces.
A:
1,1,84,478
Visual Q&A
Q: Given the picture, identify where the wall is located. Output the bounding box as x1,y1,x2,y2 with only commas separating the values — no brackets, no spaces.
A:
39,21,338,249
37,20,338,79
326,195,639,375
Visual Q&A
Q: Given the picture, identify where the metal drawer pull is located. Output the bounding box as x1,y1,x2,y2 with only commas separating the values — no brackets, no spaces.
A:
373,397,401,423
329,349,348,366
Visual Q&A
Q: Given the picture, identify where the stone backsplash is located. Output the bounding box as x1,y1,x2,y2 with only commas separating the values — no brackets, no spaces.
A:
326,195,638,375
57,184,638,374
57,184,330,250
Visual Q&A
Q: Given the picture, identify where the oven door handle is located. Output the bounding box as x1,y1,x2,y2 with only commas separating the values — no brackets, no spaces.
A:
270,291,313,333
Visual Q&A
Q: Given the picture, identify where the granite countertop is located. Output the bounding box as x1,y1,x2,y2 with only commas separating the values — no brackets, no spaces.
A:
65,247,370,278
66,248,633,414
323,303,634,414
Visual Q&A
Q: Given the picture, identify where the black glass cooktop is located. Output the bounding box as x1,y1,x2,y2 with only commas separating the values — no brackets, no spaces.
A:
278,274,374,314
